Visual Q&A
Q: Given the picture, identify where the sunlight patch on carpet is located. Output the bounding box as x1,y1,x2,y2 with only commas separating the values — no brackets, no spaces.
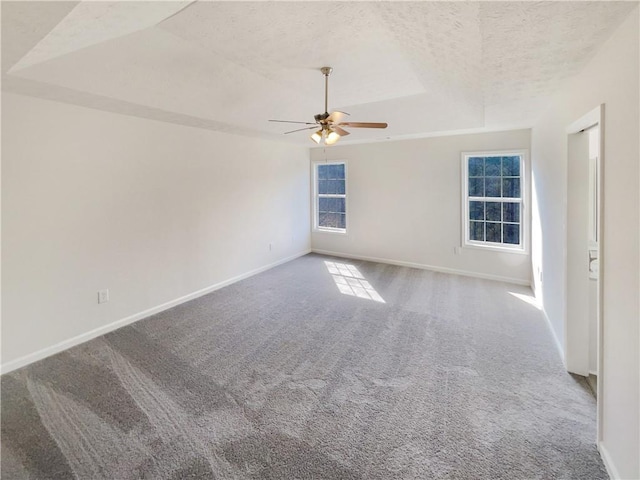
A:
325,261,385,303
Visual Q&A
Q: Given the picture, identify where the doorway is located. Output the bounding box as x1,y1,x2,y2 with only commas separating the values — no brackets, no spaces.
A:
565,105,604,442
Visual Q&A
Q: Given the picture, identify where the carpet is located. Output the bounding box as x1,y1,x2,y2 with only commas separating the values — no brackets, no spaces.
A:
1,253,607,479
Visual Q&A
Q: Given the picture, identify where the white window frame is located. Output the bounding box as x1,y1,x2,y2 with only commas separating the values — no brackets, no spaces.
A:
313,161,347,234
461,150,528,253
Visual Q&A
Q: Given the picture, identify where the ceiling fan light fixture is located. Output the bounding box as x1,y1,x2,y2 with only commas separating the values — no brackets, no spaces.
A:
310,129,323,144
325,129,340,145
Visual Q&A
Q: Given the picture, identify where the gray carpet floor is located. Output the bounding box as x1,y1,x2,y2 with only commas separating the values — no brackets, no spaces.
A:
1,253,606,479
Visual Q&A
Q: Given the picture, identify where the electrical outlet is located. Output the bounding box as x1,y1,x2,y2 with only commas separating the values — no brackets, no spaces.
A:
98,289,109,304
269,242,273,251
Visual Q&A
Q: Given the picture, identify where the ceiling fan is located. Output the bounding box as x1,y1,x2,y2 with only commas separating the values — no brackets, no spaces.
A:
269,67,388,146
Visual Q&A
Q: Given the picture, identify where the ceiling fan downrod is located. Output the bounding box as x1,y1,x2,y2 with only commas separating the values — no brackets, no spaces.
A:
321,66,333,115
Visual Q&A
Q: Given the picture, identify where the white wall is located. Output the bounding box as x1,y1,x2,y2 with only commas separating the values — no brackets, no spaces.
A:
1,93,310,368
531,7,639,479
310,130,532,285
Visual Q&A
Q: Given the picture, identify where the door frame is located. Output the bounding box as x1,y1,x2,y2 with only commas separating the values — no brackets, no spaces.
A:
565,104,604,442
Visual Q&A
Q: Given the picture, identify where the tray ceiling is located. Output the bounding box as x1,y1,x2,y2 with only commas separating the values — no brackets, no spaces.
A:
2,1,636,145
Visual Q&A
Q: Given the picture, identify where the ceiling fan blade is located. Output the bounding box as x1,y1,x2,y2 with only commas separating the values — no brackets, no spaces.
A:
338,122,388,129
333,126,350,136
284,126,319,134
269,119,316,125
327,111,350,124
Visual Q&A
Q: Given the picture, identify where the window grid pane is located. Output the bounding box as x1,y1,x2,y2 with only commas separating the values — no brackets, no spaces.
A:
470,221,484,241
469,201,484,220
485,177,501,197
486,222,502,243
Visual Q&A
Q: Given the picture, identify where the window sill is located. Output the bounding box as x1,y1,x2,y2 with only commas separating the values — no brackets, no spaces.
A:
463,242,528,255
313,228,347,235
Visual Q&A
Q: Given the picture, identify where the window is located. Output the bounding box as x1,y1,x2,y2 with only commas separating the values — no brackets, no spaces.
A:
314,162,346,233
462,152,525,251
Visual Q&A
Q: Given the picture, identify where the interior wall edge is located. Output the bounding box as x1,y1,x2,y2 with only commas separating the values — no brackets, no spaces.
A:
540,304,566,367
0,249,312,375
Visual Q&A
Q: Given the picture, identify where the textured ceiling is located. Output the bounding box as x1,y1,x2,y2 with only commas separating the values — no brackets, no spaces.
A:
9,1,193,72
2,1,637,145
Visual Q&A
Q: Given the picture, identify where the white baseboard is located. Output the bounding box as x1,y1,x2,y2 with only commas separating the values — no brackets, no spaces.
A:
1,249,311,375
311,249,531,286
598,441,620,479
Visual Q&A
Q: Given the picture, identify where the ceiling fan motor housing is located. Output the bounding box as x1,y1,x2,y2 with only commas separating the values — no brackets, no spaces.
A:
314,112,330,123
